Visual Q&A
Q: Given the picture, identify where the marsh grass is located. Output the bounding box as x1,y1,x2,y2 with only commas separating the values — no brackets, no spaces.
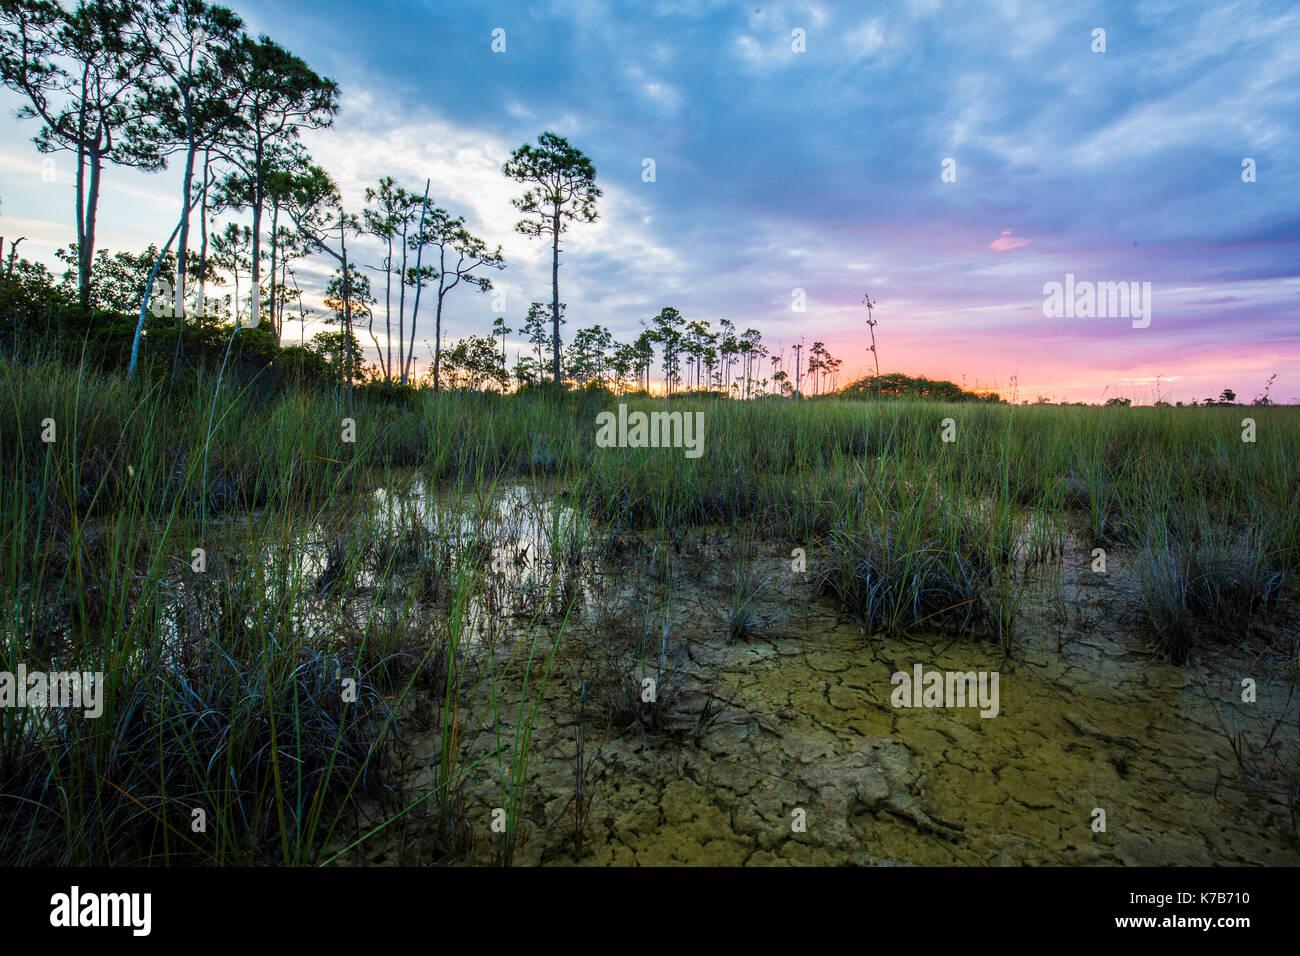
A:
721,551,783,642
2,355,1297,863
580,576,689,735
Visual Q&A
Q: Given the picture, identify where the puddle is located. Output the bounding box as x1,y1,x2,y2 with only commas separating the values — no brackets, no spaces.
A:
160,476,592,651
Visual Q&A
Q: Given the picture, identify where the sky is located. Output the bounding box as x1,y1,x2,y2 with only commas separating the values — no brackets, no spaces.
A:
1,0,1297,403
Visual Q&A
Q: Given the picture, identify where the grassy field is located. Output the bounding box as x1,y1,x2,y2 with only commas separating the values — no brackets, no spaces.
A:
2,354,1297,864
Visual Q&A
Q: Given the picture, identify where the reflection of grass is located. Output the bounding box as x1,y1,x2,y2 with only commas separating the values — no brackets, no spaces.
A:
2,355,1298,863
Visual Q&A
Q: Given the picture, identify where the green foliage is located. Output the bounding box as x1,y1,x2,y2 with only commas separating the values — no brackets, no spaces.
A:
438,334,509,392
839,372,1002,402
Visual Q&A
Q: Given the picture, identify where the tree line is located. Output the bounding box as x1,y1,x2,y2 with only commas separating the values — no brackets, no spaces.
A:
0,0,853,399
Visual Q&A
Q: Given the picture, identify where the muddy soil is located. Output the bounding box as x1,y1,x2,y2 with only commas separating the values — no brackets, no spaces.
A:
348,521,1299,867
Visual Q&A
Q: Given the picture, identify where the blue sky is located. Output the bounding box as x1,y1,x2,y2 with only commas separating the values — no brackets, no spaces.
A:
1,0,1296,401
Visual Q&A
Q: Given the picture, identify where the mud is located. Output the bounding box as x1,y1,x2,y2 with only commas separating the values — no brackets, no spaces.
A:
334,486,1300,866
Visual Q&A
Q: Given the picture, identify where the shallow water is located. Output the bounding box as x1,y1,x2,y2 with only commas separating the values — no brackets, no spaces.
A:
166,475,589,651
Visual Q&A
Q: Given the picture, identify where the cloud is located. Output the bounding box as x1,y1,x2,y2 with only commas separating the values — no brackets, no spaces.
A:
990,229,1031,252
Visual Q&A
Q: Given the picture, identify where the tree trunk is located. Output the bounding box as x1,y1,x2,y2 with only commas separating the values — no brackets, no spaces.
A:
197,151,210,312
82,147,102,312
383,233,393,384
551,205,561,383
403,180,431,385
74,72,90,311
131,172,210,377
75,144,87,309
433,275,444,391
172,141,197,375
395,222,409,386
175,128,196,322
341,232,353,405
250,189,262,326
268,204,279,338
130,199,198,378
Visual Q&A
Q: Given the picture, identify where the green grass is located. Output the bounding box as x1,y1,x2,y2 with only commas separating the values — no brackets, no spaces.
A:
2,354,1296,863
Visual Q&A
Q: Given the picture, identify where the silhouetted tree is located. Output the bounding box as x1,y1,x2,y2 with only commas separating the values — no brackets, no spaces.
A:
128,0,246,324
362,176,423,383
503,131,600,383
1,0,164,309
219,34,336,325
281,164,360,400
406,205,503,390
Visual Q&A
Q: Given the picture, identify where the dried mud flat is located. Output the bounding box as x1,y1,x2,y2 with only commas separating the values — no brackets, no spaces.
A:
348,529,1300,867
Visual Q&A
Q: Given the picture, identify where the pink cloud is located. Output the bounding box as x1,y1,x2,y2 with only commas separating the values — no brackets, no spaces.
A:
989,228,1030,252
